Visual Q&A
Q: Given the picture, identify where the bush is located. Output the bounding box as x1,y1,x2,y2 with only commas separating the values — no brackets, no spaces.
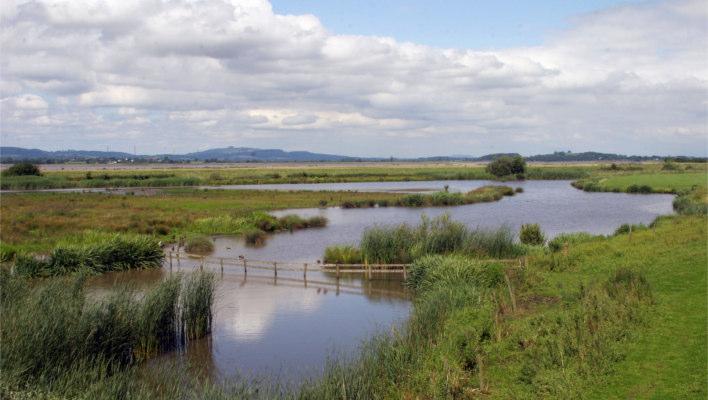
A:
243,228,267,246
2,162,41,177
519,223,545,245
547,232,598,252
614,223,646,235
324,245,362,264
398,194,426,207
485,156,526,178
626,184,653,193
184,236,214,254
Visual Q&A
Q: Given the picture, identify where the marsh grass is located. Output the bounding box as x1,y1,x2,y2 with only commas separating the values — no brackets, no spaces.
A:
323,245,362,264
181,272,215,340
14,234,163,277
327,215,524,264
185,235,214,254
0,270,215,397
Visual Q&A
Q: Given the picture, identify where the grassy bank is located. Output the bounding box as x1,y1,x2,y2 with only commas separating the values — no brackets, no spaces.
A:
0,271,216,398
20,214,703,399
12,233,163,277
0,190,403,253
0,163,595,190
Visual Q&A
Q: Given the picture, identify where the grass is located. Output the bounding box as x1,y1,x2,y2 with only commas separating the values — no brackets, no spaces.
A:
325,214,524,264
323,245,362,264
13,233,163,277
0,270,216,397
0,189,400,253
0,163,597,190
304,215,705,399
184,235,214,254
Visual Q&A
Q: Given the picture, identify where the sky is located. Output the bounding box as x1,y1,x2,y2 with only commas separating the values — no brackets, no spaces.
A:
0,0,706,157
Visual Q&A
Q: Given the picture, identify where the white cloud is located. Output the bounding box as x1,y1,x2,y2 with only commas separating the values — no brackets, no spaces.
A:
0,0,706,156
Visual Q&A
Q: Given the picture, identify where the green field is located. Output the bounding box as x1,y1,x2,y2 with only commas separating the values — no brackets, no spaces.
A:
591,172,706,193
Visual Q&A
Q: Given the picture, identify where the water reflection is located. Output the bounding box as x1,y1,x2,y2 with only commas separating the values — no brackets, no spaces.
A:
212,180,674,262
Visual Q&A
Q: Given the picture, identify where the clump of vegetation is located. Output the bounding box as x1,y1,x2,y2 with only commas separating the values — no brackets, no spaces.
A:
547,232,599,252
614,223,647,235
0,271,215,396
328,215,524,264
1,162,41,177
243,228,267,246
626,184,653,193
323,245,362,264
181,272,215,340
673,186,708,215
184,235,214,254
392,185,514,208
14,234,163,277
515,187,524,193
519,223,545,245
486,156,526,178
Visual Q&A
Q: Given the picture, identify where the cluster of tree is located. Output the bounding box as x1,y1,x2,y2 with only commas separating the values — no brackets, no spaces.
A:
485,156,527,178
1,162,41,177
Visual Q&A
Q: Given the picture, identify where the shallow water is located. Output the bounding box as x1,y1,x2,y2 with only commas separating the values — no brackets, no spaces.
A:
85,179,674,383
213,180,674,262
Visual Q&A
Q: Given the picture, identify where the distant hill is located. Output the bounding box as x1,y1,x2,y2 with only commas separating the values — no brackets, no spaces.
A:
0,147,133,162
1,146,700,163
171,147,361,162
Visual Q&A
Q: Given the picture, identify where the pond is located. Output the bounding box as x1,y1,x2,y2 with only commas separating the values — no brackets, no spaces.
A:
86,179,674,384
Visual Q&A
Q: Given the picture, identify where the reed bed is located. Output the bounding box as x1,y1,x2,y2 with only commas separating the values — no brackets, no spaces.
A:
325,214,524,264
14,234,163,277
0,270,216,396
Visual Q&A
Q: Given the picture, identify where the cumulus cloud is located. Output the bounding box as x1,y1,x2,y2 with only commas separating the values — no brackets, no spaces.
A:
0,0,706,156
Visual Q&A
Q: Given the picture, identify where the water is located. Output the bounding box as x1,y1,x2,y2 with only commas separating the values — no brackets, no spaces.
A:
89,257,410,383
210,180,674,261
84,179,674,384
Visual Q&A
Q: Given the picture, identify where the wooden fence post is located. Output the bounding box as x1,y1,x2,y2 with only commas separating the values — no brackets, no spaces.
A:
220,258,224,276
176,252,180,267
336,263,340,280
303,263,308,280
242,258,247,275
403,265,407,280
200,256,204,271
169,252,173,269
274,262,278,278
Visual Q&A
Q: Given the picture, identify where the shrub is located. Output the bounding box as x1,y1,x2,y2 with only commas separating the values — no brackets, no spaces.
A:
485,156,526,178
243,228,267,246
398,194,426,207
2,162,41,177
305,216,328,228
515,187,524,193
324,245,362,264
519,223,545,245
614,223,646,235
547,232,598,252
626,184,653,194
184,236,214,254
